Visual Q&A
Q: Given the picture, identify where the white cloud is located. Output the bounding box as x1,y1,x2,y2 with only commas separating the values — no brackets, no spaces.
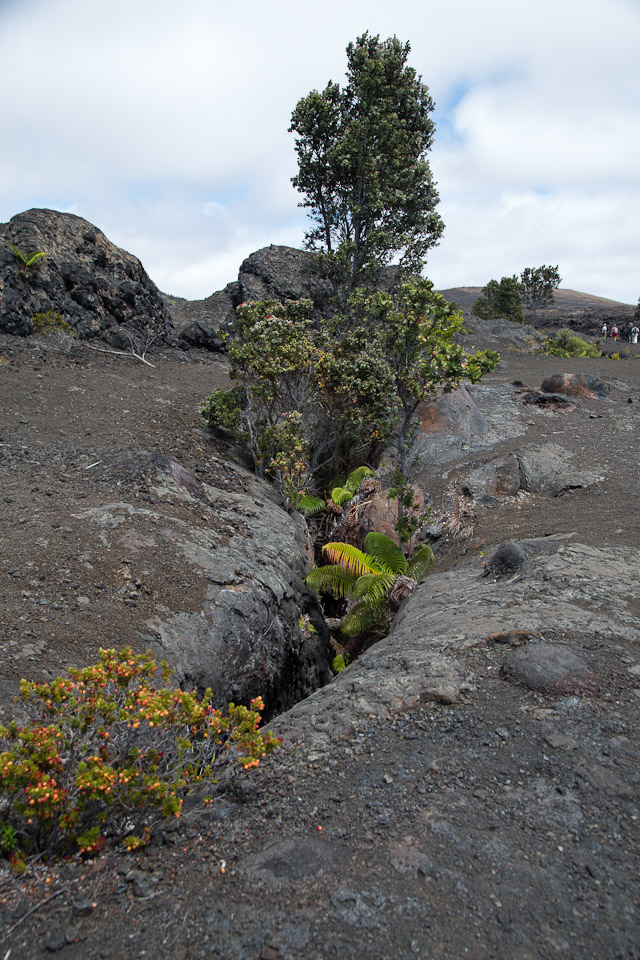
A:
0,0,637,303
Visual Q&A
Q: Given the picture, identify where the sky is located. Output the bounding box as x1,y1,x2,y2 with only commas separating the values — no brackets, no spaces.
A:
0,0,638,304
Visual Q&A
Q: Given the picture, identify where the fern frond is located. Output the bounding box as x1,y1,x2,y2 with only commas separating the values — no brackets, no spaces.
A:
340,599,388,638
321,542,382,578
298,494,326,515
331,486,353,506
345,465,374,492
304,565,358,599
353,572,396,603
407,544,435,582
5,243,27,264
363,532,407,575
25,251,47,267
332,654,349,673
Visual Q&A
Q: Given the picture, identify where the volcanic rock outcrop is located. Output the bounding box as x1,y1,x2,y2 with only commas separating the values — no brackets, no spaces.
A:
0,208,174,343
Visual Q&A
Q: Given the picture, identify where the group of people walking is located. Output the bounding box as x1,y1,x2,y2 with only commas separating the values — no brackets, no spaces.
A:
601,322,639,344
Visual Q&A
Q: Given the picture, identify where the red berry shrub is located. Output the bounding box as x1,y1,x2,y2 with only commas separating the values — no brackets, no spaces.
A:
0,648,279,858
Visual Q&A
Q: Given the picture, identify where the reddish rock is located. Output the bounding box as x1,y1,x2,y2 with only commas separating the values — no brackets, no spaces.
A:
417,386,489,438
541,373,610,400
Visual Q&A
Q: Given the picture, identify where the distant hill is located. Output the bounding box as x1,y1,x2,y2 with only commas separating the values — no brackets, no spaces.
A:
438,286,636,332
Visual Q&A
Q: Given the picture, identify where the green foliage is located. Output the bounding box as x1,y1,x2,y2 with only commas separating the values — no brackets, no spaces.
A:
31,311,75,338
472,276,524,323
305,532,434,639
200,299,325,504
331,654,349,674
290,32,444,298
6,243,47,280
520,265,561,323
0,821,18,856
344,278,499,533
201,282,499,515
387,468,430,544
330,465,375,506
538,329,600,358
297,493,326,515
0,649,279,859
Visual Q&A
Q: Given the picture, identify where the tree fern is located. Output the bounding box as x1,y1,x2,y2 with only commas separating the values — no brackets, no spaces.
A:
353,571,396,603
305,565,358,599
407,544,435,582
331,465,374,506
363,532,408,575
298,493,326,515
306,531,433,643
341,598,389,637
321,541,383,578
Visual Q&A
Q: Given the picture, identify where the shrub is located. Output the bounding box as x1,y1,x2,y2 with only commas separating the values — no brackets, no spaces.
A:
31,311,75,338
0,649,279,859
538,329,599,358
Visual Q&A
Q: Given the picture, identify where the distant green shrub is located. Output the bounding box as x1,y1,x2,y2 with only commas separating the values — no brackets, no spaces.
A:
31,311,75,338
538,329,599,358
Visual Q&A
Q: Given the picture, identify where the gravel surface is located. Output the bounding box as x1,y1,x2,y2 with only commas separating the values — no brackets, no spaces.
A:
0,330,639,959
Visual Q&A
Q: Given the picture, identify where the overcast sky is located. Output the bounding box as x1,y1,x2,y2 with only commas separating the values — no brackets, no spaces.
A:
0,0,637,304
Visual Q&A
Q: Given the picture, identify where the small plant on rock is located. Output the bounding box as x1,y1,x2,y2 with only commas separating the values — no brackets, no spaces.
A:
31,311,75,338
6,243,47,281
0,648,280,859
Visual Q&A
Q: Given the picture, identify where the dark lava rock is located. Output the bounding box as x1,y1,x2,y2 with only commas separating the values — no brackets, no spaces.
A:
516,442,602,496
79,451,332,717
501,642,597,695
541,373,610,400
518,390,577,412
463,455,522,503
485,541,526,578
178,321,224,352
165,244,400,336
0,208,174,342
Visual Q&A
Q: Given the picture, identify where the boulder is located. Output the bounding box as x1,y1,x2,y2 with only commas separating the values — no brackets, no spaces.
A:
416,385,489,438
0,208,174,342
462,455,522,503
179,321,224,352
75,451,331,717
516,442,603,496
501,642,597,695
165,245,401,337
485,540,527,578
541,373,610,400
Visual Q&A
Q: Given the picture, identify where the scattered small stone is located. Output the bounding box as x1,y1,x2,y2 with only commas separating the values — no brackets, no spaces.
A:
72,897,94,916
43,928,67,952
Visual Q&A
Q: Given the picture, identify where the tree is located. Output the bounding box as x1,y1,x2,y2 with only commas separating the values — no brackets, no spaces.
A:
472,276,524,323
343,278,500,539
519,265,561,324
201,283,499,524
289,33,444,299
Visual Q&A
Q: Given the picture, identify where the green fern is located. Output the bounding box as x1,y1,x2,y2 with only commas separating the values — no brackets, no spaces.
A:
6,243,48,272
407,544,436,582
305,565,360,599
322,541,383,579
331,653,349,673
364,531,407,575
330,465,374,506
298,494,326,515
305,532,434,641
